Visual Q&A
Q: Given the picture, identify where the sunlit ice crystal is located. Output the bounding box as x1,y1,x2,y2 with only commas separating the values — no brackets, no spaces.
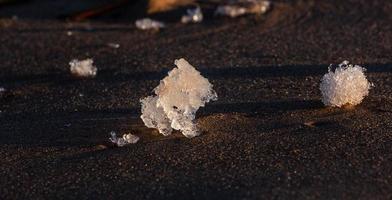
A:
181,6,203,24
69,58,97,78
140,96,173,136
215,0,270,18
109,131,139,147
320,60,373,107
141,58,217,138
135,18,165,30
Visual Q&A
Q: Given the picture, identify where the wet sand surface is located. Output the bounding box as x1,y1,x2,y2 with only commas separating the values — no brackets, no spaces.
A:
0,0,392,199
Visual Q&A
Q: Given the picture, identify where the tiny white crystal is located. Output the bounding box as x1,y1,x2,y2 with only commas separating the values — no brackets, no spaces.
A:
135,18,165,30
109,131,139,146
140,58,217,138
0,87,5,93
320,61,372,107
107,43,120,48
69,58,97,78
181,7,203,24
215,0,270,18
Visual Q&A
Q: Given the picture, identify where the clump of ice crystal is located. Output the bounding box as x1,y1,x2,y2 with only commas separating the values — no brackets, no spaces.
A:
135,18,165,30
215,0,271,18
109,131,139,146
140,58,217,138
181,6,203,24
69,58,97,78
320,60,372,107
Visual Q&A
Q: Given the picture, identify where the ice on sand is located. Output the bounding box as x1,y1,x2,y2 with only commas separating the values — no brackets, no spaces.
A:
140,96,173,136
109,131,139,147
215,0,271,18
181,7,203,24
141,58,217,138
320,60,372,107
135,18,165,30
69,58,97,78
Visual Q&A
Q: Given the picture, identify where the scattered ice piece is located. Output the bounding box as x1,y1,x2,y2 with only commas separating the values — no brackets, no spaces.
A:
320,60,372,107
109,131,139,147
215,5,247,18
215,0,271,18
141,58,217,138
66,31,73,36
107,43,120,49
69,58,97,78
0,87,6,93
140,96,173,136
135,18,165,30
181,7,203,24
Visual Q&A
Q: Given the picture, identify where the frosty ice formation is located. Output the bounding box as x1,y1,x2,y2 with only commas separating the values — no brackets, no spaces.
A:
215,0,270,18
69,58,97,78
320,60,372,107
181,7,203,24
135,18,165,30
109,131,139,146
141,58,217,138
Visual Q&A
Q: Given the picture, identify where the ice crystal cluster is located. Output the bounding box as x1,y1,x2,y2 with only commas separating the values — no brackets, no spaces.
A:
135,18,165,30
320,61,372,107
69,58,97,78
141,58,217,138
215,0,271,18
109,131,139,146
181,7,203,24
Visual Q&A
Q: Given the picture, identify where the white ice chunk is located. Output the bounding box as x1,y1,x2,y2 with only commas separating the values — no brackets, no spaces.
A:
135,18,165,30
0,87,5,93
215,0,270,18
109,131,139,146
140,96,173,136
320,60,372,107
181,7,203,24
69,58,97,78
141,58,217,138
215,5,247,18
107,43,120,48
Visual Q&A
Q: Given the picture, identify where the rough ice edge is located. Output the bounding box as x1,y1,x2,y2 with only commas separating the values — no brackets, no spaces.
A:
135,18,165,30
320,60,373,107
109,131,139,146
140,96,173,136
69,58,97,78
215,0,271,18
181,7,203,24
140,58,217,138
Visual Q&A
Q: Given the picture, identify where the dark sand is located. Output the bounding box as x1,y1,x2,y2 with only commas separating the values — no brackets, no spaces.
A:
0,0,391,199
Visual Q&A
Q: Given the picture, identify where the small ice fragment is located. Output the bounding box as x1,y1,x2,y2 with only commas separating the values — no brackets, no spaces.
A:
135,18,165,30
215,0,270,18
140,58,217,138
107,43,120,48
0,87,6,93
69,58,97,78
181,7,203,24
215,5,247,18
123,133,140,144
66,31,73,36
109,131,139,147
320,61,372,107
